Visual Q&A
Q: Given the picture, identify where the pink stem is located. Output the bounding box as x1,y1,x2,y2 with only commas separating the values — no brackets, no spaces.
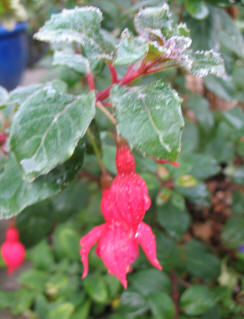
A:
86,73,95,91
106,62,118,84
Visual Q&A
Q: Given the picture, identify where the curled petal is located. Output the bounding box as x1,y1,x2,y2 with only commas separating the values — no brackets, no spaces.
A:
96,225,139,288
80,224,106,278
136,222,162,270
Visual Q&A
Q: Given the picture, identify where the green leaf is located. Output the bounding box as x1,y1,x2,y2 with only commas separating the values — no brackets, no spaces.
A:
35,7,112,61
184,94,214,130
119,290,149,317
11,289,34,315
71,301,91,319
111,81,184,161
181,153,220,179
114,29,148,65
183,240,221,280
19,269,50,292
53,223,80,261
134,4,185,40
156,233,180,271
204,75,235,101
185,0,209,20
10,82,95,180
232,166,244,186
222,216,244,248
180,285,216,316
148,291,175,319
53,50,88,74
190,50,225,77
0,138,85,219
29,240,55,271
130,269,171,297
0,291,14,309
83,274,108,303
48,302,74,319
157,202,191,240
0,155,58,219
232,191,244,215
176,182,210,206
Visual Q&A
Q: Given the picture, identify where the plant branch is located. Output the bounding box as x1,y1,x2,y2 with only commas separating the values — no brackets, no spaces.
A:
86,128,106,174
106,62,118,84
96,101,116,125
86,73,95,91
171,270,180,319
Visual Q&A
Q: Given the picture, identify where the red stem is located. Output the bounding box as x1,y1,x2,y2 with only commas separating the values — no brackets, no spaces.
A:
171,270,180,319
0,132,7,145
152,157,180,167
86,73,95,91
106,62,118,84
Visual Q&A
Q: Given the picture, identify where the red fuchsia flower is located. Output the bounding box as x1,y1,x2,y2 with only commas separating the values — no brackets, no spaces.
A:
1,227,26,274
80,144,162,288
0,132,7,145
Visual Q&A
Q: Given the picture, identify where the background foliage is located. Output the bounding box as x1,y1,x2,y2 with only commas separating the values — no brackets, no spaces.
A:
0,0,244,318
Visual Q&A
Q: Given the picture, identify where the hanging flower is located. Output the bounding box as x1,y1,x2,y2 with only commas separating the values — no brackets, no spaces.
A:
80,144,162,288
1,227,26,274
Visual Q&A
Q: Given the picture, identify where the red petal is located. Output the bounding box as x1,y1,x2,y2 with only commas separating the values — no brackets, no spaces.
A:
116,145,135,174
80,224,106,278
96,225,139,288
110,174,151,229
136,222,162,270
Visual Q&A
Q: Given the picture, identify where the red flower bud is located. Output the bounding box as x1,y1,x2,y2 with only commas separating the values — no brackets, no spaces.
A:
1,227,26,274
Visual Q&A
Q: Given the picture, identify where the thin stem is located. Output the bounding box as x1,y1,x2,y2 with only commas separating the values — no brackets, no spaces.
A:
106,62,118,84
86,128,106,174
171,270,180,319
9,217,16,228
96,102,116,125
86,73,95,91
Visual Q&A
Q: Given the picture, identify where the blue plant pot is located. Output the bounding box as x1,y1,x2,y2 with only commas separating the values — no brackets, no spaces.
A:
0,22,28,91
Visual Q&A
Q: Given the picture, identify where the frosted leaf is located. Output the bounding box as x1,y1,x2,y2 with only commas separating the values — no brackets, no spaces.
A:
114,29,148,65
190,50,225,77
53,50,89,74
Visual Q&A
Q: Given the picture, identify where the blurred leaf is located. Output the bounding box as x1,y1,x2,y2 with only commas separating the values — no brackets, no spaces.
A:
204,75,235,101
29,240,55,271
19,269,50,292
48,302,74,319
53,223,80,261
176,182,210,206
232,191,244,215
183,240,221,280
148,291,175,319
157,202,191,240
232,166,244,186
190,50,224,77
114,29,148,65
0,291,14,309
185,0,209,20
156,233,181,271
83,273,108,303
11,289,34,315
130,269,171,297
119,290,149,317
180,285,216,315
222,216,244,248
70,301,91,319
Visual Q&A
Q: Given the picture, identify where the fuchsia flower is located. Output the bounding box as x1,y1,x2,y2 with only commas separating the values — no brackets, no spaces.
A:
1,227,26,274
80,144,162,288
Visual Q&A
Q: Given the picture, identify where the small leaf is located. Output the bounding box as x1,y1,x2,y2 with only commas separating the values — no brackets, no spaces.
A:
48,302,74,319
83,274,108,303
157,202,191,240
131,269,171,297
120,290,149,317
35,7,112,61
114,29,148,65
156,233,180,271
10,82,95,180
190,50,225,77
180,285,216,316
183,240,221,280
111,81,184,161
148,291,175,319
185,0,209,20
19,269,50,292
29,240,55,271
222,216,244,248
53,50,88,74
134,4,174,40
